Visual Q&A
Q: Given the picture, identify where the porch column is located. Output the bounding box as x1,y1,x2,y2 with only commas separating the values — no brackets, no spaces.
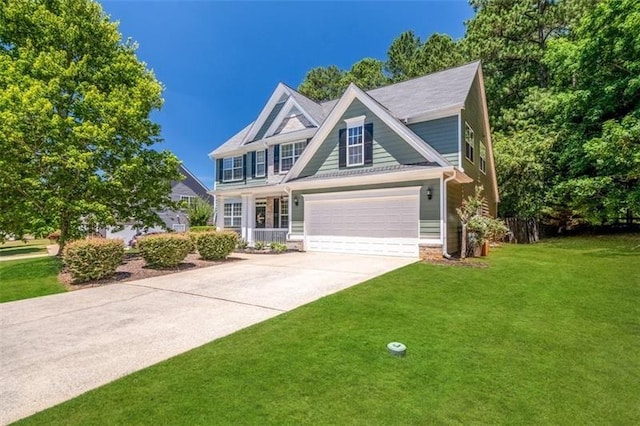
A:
245,195,255,244
216,195,225,230
241,195,254,242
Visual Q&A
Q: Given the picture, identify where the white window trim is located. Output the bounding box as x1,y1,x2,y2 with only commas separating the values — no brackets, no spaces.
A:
465,122,475,163
346,124,365,167
255,150,266,178
223,202,242,227
222,155,244,182
479,141,487,175
279,197,289,229
279,141,306,174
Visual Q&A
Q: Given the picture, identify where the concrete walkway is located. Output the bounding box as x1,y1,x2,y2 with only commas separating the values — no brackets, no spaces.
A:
0,252,414,424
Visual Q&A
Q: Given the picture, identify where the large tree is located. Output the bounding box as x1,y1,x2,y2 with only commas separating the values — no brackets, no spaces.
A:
463,0,597,127
0,0,181,250
386,31,465,82
544,0,640,223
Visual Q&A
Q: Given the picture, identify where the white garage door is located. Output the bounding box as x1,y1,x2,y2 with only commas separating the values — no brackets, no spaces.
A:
304,187,420,257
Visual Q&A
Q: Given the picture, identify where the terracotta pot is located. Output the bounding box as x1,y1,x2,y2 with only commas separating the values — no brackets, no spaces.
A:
481,241,489,256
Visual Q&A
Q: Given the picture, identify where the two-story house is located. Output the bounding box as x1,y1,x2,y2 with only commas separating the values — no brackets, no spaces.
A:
209,61,498,258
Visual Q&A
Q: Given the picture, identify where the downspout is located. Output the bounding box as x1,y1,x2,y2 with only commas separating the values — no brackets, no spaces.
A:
442,171,457,259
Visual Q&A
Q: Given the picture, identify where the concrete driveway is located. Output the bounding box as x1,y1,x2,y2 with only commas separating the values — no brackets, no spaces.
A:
0,251,414,424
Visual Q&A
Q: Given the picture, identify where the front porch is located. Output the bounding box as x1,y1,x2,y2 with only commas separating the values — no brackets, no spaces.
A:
216,194,292,245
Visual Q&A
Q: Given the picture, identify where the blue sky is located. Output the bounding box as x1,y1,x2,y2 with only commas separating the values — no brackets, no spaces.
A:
100,1,474,188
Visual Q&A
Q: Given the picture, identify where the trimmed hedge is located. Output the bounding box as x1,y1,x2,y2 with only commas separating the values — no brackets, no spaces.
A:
196,231,238,260
138,234,192,268
63,238,124,283
189,226,217,233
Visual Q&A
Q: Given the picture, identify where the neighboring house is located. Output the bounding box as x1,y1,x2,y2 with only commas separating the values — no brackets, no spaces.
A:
104,163,213,242
209,61,498,258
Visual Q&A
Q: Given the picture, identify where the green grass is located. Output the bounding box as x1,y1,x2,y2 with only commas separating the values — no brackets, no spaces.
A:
19,235,640,425
0,257,65,303
0,238,50,257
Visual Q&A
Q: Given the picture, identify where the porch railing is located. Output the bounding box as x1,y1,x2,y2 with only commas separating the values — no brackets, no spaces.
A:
253,228,288,244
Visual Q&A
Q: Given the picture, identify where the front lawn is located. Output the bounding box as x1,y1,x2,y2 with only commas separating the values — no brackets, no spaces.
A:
0,238,50,258
0,257,65,303
20,235,640,424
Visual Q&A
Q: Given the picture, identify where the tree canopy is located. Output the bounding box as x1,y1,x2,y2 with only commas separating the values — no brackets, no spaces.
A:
0,0,182,249
297,0,639,226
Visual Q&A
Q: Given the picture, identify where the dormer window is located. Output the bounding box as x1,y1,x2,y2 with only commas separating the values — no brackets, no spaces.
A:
223,155,243,182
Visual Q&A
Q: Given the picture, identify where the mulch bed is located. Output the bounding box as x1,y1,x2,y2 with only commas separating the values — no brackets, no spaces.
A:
422,257,489,268
59,253,243,290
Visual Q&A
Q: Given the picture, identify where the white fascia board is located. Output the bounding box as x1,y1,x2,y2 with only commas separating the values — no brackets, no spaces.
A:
284,83,452,182
263,128,317,146
213,167,453,197
287,167,453,191
477,66,500,202
263,97,320,138
303,186,421,202
402,104,463,124
241,83,290,145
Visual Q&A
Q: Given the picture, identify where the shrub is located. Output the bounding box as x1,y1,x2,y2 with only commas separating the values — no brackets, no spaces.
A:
196,231,238,260
254,241,266,250
270,242,287,253
189,226,217,233
138,234,192,268
186,197,214,226
185,232,200,252
63,238,124,283
237,239,249,250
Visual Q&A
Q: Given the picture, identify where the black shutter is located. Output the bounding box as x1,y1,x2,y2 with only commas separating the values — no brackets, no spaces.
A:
216,159,223,182
273,145,280,174
364,123,373,165
251,151,256,177
243,154,247,182
338,128,346,168
273,198,280,227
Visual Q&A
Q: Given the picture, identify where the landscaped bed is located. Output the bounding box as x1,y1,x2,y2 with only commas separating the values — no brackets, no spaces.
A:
57,252,242,290
16,234,640,425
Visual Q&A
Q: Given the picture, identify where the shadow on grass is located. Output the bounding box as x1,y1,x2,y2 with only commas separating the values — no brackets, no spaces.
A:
0,247,46,257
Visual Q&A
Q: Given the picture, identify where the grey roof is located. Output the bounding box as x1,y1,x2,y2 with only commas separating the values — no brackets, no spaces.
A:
212,61,480,156
210,122,253,156
284,84,327,124
289,163,439,182
361,61,479,119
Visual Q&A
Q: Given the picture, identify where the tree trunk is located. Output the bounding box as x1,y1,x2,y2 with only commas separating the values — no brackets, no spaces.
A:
505,218,539,244
58,215,71,256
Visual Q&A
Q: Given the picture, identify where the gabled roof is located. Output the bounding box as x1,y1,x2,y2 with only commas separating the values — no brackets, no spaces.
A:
284,83,452,181
208,122,253,157
212,61,481,157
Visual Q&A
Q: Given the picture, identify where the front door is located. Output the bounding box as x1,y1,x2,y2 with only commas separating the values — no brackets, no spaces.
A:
255,200,266,229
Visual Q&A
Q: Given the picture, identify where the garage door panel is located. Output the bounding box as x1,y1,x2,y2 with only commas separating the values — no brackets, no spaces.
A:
305,192,420,257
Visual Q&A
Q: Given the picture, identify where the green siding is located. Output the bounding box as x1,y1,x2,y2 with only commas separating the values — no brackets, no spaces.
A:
461,74,497,216
408,116,459,166
299,99,425,178
252,100,286,142
215,152,267,190
291,180,440,239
